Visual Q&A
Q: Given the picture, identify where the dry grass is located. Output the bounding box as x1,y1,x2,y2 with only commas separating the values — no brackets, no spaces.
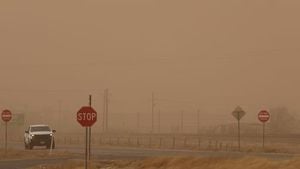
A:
136,157,300,169
27,159,137,169
0,149,72,160
27,156,300,169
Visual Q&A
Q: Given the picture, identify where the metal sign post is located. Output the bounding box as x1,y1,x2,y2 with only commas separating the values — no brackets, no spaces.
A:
85,127,88,169
232,106,246,151
258,110,270,150
262,122,265,148
88,95,92,161
237,116,240,151
5,122,7,155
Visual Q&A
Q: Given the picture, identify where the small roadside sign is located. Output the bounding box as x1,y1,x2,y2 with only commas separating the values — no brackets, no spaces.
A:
77,106,97,127
258,110,270,123
232,106,246,120
1,109,12,122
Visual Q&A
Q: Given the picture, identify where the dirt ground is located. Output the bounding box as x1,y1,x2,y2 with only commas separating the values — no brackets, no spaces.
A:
27,156,300,169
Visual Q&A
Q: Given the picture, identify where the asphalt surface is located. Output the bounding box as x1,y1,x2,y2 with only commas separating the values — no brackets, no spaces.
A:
0,143,298,169
58,145,296,160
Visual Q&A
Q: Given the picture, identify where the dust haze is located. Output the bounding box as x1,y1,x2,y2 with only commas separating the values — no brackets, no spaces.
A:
1,0,300,135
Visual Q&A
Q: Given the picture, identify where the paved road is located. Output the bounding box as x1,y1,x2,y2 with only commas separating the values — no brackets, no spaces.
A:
1,142,297,169
56,145,296,160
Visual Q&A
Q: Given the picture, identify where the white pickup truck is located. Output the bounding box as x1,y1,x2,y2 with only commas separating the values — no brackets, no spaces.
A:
24,124,56,149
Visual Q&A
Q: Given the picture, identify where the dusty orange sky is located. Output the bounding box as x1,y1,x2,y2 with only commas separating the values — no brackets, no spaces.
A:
1,0,300,131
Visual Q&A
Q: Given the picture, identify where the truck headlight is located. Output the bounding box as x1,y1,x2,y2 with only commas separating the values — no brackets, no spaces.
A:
50,133,53,136
30,134,35,137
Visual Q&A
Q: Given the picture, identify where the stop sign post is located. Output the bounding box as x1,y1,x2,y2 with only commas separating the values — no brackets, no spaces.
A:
2,109,12,155
258,110,270,149
77,95,97,169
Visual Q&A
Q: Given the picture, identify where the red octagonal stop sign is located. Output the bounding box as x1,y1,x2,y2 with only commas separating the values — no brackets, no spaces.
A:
258,110,270,123
77,106,97,127
2,109,12,122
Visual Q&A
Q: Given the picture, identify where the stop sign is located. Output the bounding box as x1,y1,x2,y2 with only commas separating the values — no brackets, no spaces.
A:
258,110,270,123
2,109,12,122
77,106,97,127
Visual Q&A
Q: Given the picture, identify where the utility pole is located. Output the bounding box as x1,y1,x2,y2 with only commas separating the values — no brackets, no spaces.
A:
137,112,140,133
103,90,106,132
151,92,155,133
105,89,109,132
103,89,109,132
181,111,184,134
158,110,161,133
197,109,200,134
58,100,62,130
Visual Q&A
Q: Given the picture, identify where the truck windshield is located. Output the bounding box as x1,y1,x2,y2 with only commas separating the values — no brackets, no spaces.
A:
31,126,51,132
